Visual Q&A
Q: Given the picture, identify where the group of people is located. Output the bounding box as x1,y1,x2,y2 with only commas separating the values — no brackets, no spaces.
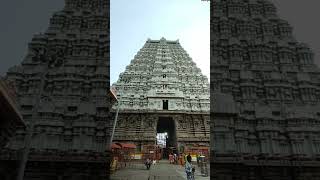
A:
168,153,178,164
144,153,195,180
170,153,196,180
144,158,156,170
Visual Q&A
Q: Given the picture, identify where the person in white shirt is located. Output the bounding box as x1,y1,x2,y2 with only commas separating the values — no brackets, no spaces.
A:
145,158,151,170
185,155,195,180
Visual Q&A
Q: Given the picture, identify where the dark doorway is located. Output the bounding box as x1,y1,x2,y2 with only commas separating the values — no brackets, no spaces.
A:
163,100,168,110
156,117,177,159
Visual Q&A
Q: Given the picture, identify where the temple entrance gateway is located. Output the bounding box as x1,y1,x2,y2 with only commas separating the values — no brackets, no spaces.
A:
156,116,177,159
112,38,210,163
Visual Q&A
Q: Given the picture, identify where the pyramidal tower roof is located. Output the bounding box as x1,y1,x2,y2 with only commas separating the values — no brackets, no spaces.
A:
113,38,209,112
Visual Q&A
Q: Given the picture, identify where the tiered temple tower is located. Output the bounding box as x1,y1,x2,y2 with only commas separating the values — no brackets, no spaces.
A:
112,38,210,154
211,0,320,179
0,0,113,179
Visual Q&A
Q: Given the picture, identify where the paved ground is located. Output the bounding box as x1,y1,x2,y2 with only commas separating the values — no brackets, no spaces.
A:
110,160,209,180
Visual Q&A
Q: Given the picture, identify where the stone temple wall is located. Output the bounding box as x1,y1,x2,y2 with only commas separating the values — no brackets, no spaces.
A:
0,0,113,179
211,0,320,179
114,112,210,150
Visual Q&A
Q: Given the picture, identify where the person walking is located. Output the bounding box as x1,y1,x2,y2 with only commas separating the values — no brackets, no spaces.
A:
187,153,191,161
179,154,183,166
145,158,151,170
185,155,195,180
173,153,177,164
169,153,173,164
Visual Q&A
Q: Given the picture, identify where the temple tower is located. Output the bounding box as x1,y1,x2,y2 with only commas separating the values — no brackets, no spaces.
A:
112,38,210,155
211,0,320,179
0,0,113,179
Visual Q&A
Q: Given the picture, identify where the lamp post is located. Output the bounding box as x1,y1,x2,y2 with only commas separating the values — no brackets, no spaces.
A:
110,84,123,148
110,99,120,147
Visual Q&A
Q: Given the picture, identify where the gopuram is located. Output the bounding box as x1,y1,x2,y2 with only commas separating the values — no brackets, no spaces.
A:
112,38,210,157
0,0,114,180
211,0,320,179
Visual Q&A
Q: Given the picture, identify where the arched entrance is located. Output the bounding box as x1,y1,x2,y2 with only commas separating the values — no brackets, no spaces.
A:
156,116,177,159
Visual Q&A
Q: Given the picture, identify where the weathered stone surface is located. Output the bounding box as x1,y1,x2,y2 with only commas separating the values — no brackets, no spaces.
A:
112,38,210,151
0,0,113,179
211,0,320,179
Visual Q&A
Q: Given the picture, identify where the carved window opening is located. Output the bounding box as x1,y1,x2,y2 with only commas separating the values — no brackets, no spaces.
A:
68,106,77,112
272,111,280,116
163,100,168,110
21,105,33,111
243,110,255,116
163,84,168,89
163,74,167,78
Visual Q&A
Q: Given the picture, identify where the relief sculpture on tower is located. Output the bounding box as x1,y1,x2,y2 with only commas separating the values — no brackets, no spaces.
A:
112,38,210,159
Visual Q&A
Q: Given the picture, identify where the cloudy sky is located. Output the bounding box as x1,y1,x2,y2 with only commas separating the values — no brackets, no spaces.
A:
110,0,210,84
0,1,320,82
0,0,63,75
270,0,320,66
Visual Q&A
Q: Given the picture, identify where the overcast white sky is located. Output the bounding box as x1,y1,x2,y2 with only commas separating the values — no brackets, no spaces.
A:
110,0,210,84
